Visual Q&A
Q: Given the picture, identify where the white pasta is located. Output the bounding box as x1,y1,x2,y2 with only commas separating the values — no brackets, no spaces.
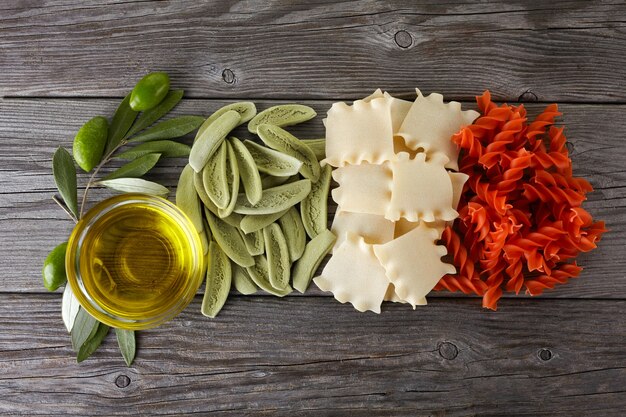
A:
331,161,392,216
397,88,479,171
373,222,455,308
314,233,391,314
323,97,395,167
394,218,445,239
322,88,474,313
331,210,395,251
362,89,412,134
386,152,458,223
384,283,427,306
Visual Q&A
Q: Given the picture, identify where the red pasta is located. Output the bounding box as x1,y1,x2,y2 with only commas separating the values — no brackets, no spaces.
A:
436,91,607,310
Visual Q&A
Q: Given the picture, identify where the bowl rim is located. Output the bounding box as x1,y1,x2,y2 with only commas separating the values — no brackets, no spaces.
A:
65,193,205,330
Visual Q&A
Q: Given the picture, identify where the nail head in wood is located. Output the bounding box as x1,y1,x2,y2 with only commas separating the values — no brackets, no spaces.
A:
222,69,236,84
438,341,458,360
394,30,412,49
518,90,538,102
115,374,131,388
538,348,553,361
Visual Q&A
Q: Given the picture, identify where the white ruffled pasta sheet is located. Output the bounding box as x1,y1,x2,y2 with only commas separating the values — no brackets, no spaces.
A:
387,92,412,135
362,89,412,135
362,88,384,102
331,161,392,216
393,171,468,233
449,172,469,210
397,88,480,171
321,87,475,313
324,97,395,167
331,210,395,252
384,283,427,307
386,152,457,223
315,233,390,314
394,218,445,239
373,222,456,308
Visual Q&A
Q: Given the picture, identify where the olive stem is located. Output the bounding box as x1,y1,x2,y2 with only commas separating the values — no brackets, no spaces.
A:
52,195,78,224
79,141,126,218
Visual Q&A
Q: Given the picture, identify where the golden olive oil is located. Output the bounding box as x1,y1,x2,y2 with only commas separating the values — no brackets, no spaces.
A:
78,201,198,321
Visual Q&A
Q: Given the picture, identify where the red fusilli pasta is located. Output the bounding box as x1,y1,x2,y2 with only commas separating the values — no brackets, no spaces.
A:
436,91,607,310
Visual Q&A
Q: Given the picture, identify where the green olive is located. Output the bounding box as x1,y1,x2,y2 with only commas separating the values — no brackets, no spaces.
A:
42,242,68,291
73,116,108,172
129,72,170,111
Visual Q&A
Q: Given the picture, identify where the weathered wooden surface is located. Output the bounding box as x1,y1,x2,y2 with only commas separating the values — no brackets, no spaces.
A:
1,294,625,416
1,1,626,102
0,98,622,298
1,0,625,416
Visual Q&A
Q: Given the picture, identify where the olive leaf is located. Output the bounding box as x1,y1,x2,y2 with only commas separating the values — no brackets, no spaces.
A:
62,285,81,333
77,323,110,363
125,89,184,139
115,329,136,367
114,140,190,160
105,94,138,154
102,153,161,180
98,178,169,197
71,308,98,350
127,116,205,143
52,147,79,219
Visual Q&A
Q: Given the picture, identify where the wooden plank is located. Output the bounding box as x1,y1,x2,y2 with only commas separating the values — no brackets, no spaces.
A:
0,98,622,299
0,294,624,416
1,1,626,102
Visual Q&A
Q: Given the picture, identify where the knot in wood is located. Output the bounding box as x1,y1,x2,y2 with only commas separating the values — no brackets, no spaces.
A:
438,341,458,360
538,348,553,361
222,69,236,84
115,374,131,388
394,30,412,49
518,90,538,103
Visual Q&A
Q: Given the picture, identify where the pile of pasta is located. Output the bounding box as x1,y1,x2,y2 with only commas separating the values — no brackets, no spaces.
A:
314,89,480,312
435,91,607,310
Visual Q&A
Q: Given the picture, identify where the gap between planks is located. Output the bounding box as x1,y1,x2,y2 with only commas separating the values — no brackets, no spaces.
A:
5,95,626,106
4,292,626,302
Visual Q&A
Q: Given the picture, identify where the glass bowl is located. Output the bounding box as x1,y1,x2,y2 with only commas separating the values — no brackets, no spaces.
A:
66,193,205,330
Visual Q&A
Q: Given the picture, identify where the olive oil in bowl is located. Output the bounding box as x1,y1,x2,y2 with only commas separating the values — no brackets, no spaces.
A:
66,194,205,330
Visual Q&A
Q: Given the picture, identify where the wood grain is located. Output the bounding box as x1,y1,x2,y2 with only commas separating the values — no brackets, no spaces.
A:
2,2,626,415
0,98,622,299
1,1,626,102
0,294,624,416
